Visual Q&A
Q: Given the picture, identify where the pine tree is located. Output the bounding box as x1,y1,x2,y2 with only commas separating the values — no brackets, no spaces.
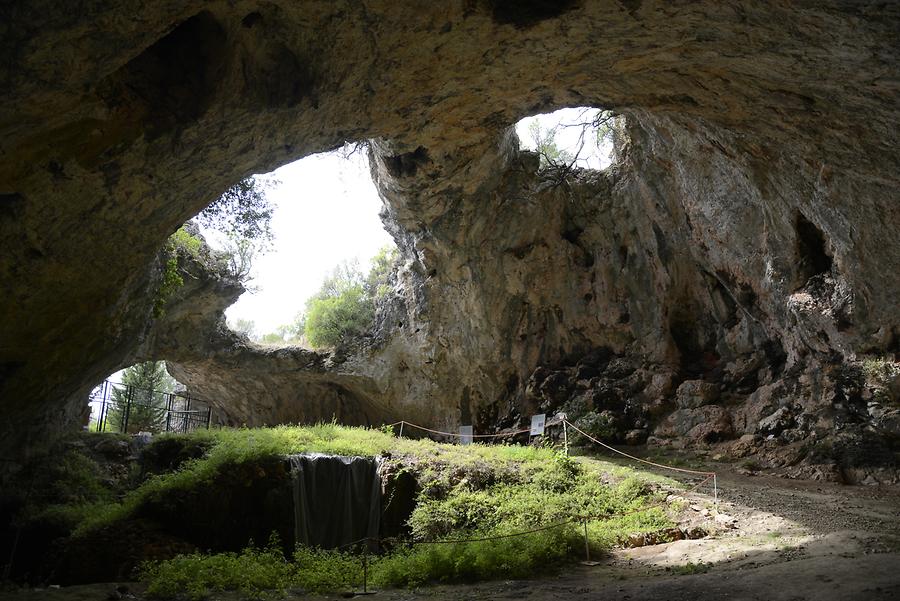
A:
107,361,176,433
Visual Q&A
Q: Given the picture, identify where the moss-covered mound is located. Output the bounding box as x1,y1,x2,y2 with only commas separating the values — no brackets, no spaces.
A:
4,425,703,596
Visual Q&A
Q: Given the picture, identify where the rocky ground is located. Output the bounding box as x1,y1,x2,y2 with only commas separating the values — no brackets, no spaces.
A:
6,463,898,601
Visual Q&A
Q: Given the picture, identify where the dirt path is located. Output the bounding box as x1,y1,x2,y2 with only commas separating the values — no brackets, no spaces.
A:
5,469,899,601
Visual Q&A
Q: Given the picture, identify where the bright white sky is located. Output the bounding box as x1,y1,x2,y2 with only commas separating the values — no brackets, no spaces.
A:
216,151,393,335
217,107,613,336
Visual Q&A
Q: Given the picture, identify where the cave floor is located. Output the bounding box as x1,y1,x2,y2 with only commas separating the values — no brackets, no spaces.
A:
5,469,899,601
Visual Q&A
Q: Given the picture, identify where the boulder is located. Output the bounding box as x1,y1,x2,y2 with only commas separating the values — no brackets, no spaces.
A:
675,380,720,409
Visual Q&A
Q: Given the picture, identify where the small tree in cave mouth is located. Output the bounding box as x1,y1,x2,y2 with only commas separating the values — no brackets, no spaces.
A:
193,176,276,281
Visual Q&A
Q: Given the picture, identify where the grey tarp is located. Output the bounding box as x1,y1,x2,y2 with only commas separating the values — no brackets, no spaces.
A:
288,453,382,550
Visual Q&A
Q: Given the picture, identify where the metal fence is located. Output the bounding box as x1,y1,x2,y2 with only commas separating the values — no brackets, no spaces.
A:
89,379,212,434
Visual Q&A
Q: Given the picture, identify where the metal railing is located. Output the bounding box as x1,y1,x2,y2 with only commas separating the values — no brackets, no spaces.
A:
89,379,212,433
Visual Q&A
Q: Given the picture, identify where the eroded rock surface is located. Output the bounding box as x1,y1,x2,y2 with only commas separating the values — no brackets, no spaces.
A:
1,2,898,472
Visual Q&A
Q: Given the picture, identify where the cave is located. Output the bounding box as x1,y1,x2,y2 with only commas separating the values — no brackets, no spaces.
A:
794,212,834,288
1,2,899,598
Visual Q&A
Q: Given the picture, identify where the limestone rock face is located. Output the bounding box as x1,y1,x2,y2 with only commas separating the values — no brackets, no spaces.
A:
1,2,898,469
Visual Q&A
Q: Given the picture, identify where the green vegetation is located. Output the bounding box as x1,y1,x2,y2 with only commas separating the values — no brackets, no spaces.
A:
302,247,398,348
76,424,689,597
248,245,399,348
154,256,184,318
526,108,617,169
196,177,274,244
862,356,900,406
105,361,177,433
528,120,575,168
304,279,372,348
8,432,131,534
153,226,203,317
169,226,202,257
193,176,276,282
671,561,710,576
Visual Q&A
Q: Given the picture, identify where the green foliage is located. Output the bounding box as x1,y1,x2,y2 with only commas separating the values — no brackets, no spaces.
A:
196,177,274,243
89,424,684,596
528,120,574,168
301,246,398,349
169,226,202,257
106,361,176,433
305,283,373,348
258,332,285,345
524,108,619,170
366,245,398,299
153,255,183,318
11,432,129,533
573,410,620,443
862,356,899,406
408,462,667,545
142,537,295,601
671,561,710,575
291,547,361,592
153,226,203,317
862,356,899,380
371,526,577,588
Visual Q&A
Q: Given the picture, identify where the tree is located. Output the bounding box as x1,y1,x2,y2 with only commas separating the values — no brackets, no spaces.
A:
259,332,285,345
220,233,257,281
195,177,275,242
525,108,619,171
365,245,398,299
305,283,373,348
193,176,277,283
106,361,176,433
301,246,399,349
230,317,256,339
528,120,576,168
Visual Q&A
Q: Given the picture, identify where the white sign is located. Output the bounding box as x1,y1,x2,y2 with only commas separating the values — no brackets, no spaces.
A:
459,425,473,445
530,414,546,436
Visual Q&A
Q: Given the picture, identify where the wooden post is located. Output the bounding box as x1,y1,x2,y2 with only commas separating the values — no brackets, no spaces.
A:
583,520,590,562
122,386,133,433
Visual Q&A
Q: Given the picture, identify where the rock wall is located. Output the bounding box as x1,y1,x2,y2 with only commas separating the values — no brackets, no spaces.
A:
1,2,898,466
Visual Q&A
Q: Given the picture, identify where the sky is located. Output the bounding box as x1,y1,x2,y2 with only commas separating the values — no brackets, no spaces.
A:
216,150,394,336
212,107,614,337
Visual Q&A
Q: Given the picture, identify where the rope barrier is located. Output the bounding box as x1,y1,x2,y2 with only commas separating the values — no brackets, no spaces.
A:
392,420,533,439
562,420,715,476
385,417,719,506
564,419,718,506
339,473,715,554
410,518,577,545
326,472,717,593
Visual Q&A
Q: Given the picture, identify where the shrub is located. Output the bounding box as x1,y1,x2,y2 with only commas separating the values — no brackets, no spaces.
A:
573,411,620,443
142,540,294,600
304,284,374,348
169,226,202,257
300,246,399,349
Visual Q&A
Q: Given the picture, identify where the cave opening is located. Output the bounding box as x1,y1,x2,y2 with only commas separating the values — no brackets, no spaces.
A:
794,212,833,288
514,106,621,171
200,147,396,348
87,361,212,435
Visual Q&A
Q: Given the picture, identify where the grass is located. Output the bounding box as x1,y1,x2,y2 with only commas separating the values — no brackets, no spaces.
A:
9,432,131,532
671,561,710,575
119,424,690,598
